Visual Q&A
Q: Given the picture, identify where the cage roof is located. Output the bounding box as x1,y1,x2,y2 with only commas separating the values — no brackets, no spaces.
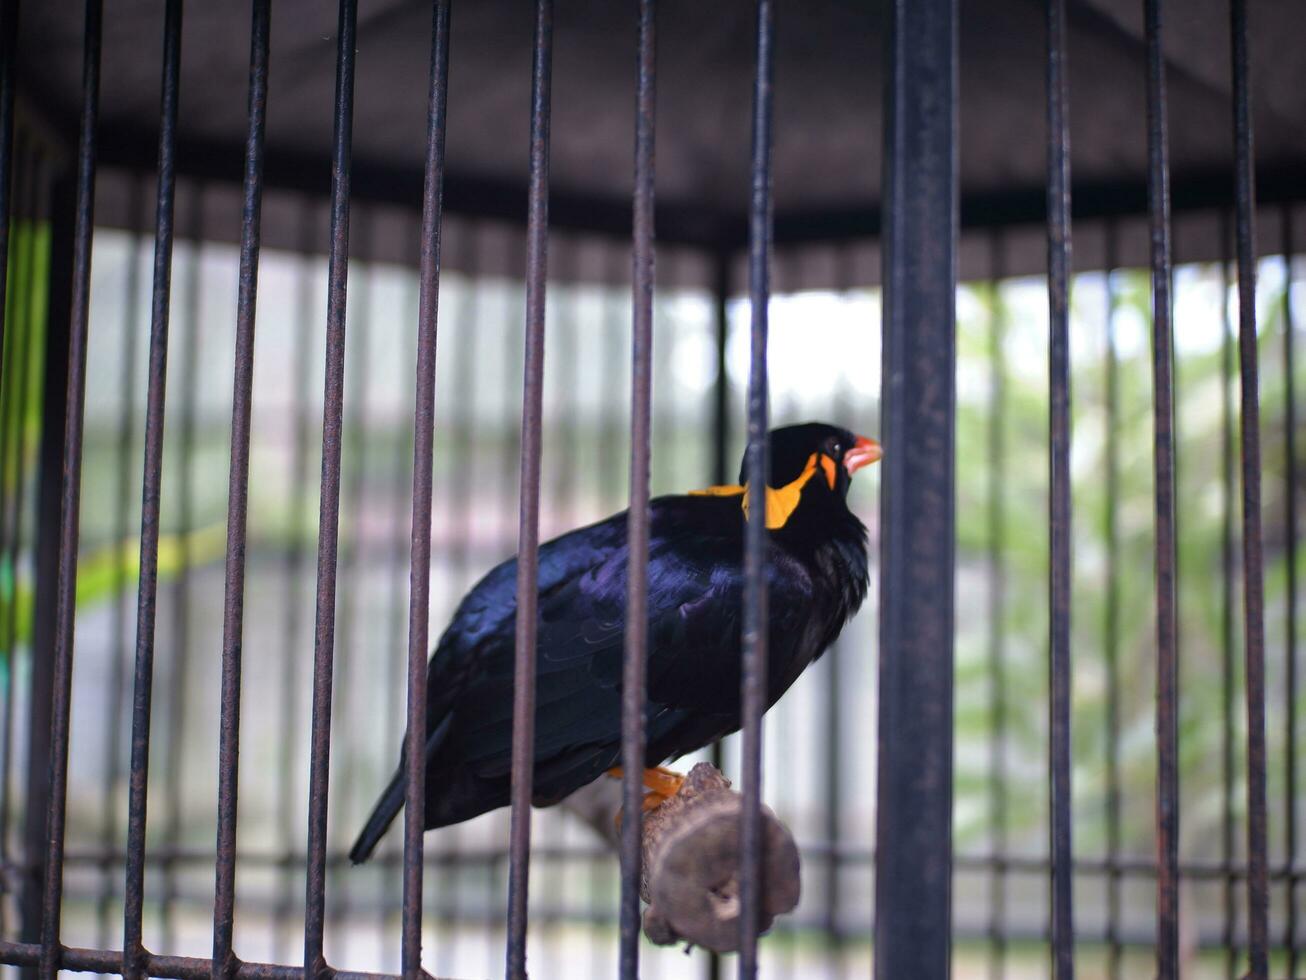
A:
17,0,1306,263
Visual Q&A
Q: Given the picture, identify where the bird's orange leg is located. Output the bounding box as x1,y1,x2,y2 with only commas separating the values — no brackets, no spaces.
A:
605,765,687,809
641,765,685,799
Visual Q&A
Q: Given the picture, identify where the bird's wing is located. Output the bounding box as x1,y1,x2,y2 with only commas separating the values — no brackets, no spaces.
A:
421,510,628,724
441,496,813,779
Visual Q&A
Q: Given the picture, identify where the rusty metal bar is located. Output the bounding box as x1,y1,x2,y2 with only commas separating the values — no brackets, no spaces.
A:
1102,221,1124,980
212,0,270,972
504,1,552,975
122,1,183,973
1229,1,1268,975
874,0,957,975
1143,1,1178,974
303,0,358,971
738,0,774,974
1282,202,1299,980
986,232,1008,980
618,1,656,976
402,0,452,974
1045,0,1075,973
39,1,103,975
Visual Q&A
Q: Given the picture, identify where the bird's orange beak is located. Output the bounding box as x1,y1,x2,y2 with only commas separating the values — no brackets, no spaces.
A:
843,435,883,476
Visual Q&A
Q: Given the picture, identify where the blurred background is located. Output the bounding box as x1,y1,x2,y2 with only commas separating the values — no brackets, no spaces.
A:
0,176,1299,977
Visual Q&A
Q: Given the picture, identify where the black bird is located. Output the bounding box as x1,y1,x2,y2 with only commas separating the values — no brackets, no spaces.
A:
350,421,881,863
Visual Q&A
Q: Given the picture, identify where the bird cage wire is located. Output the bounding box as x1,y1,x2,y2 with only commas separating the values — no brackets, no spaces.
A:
0,0,1301,978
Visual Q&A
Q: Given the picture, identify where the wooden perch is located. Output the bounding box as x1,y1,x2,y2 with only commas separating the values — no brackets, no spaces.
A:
560,761,801,952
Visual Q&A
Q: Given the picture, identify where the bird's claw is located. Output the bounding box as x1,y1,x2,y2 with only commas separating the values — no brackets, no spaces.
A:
607,765,687,825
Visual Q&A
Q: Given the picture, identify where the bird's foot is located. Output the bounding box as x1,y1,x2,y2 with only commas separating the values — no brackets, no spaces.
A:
641,765,686,801
606,765,687,811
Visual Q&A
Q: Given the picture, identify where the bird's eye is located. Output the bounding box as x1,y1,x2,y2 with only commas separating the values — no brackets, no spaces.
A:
830,442,842,456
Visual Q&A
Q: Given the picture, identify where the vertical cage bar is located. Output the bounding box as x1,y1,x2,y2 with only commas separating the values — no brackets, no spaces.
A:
212,0,270,971
1143,1,1179,974
122,1,183,972
504,1,552,975
619,2,656,976
1045,0,1075,973
1102,222,1124,980
39,1,103,975
986,232,1008,980
873,0,957,974
0,0,18,376
402,0,452,974
1229,1,1268,975
738,1,774,974
303,0,358,971
1282,203,1298,980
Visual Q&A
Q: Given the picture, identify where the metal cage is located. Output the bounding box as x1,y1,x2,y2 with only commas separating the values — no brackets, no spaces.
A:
0,0,1301,978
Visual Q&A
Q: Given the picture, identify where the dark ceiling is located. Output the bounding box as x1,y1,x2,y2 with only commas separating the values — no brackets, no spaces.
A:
15,0,1306,255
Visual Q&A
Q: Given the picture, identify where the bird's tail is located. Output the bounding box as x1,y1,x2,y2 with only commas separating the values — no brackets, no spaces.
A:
350,714,453,864
349,768,404,864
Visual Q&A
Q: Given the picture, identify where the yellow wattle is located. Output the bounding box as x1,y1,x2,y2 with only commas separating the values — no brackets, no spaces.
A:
688,453,821,530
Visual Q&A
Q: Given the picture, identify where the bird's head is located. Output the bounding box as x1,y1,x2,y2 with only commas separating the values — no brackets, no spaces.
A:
748,422,882,498
692,421,881,529
717,422,881,532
